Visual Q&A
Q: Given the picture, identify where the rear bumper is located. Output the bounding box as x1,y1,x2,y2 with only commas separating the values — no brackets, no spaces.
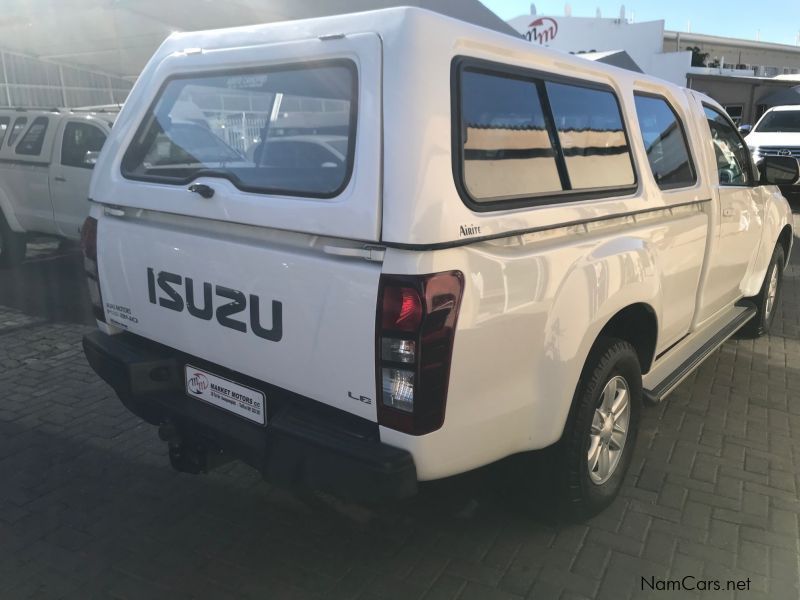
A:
83,330,417,502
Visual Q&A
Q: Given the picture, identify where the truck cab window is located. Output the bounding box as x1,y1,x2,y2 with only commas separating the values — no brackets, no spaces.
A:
0,117,10,146
7,117,27,147
61,122,108,169
15,116,49,156
703,106,752,186
633,94,696,189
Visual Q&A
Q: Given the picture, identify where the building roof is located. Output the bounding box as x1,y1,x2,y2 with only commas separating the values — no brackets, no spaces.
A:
578,50,643,73
664,30,800,54
0,0,519,78
758,87,800,106
687,72,798,84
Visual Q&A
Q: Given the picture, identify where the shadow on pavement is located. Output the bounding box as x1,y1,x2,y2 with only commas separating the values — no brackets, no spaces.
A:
0,239,93,325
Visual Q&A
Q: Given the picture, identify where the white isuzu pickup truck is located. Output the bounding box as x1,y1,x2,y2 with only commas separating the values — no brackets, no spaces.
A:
0,107,116,266
81,8,795,516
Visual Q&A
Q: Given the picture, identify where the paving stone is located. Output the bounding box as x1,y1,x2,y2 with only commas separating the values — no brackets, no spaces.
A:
498,564,539,597
737,541,770,577
571,542,610,579
657,482,687,510
459,581,523,600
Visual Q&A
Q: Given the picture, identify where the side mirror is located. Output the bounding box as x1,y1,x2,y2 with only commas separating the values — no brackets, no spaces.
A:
84,150,100,167
738,124,752,135
758,155,799,185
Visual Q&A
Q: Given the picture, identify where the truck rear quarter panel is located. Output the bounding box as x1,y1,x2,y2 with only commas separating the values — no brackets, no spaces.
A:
381,207,708,480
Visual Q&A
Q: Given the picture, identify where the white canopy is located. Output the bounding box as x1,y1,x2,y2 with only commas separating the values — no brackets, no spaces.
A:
0,0,518,79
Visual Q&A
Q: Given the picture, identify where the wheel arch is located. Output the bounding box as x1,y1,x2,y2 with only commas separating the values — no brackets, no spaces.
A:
778,224,793,267
742,191,793,296
595,302,659,375
0,183,24,232
536,237,662,450
559,302,657,439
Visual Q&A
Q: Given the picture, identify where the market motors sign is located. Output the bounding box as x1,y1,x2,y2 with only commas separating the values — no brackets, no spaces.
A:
526,17,558,44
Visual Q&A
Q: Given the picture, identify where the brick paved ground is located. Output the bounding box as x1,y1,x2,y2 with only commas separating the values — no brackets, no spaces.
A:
2,226,800,600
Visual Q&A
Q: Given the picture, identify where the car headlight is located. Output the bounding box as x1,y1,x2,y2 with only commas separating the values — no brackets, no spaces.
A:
748,146,762,163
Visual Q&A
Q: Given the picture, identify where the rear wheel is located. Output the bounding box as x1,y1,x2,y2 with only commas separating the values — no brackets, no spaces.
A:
741,244,784,338
0,211,27,268
557,337,642,518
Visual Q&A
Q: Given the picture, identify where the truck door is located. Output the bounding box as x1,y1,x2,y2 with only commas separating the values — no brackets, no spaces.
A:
696,105,763,320
4,115,56,234
50,119,108,239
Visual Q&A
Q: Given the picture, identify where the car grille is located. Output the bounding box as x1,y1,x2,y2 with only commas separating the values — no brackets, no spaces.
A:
756,146,800,158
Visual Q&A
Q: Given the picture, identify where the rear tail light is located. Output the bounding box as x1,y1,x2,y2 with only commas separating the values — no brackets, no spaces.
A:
80,216,105,323
376,271,464,435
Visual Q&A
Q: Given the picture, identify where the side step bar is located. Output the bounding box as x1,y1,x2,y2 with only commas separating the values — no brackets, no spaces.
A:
644,303,756,404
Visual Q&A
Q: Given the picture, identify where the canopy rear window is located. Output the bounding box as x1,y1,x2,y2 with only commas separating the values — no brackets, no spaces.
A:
121,61,357,198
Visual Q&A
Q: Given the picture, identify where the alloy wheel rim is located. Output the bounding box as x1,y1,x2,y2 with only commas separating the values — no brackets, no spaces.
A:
765,265,779,321
588,375,630,485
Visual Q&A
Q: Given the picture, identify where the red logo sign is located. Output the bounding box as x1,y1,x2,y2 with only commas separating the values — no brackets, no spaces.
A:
187,372,209,395
526,17,558,44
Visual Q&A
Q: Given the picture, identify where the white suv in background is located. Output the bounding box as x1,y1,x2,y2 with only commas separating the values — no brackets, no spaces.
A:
745,105,800,199
0,107,116,267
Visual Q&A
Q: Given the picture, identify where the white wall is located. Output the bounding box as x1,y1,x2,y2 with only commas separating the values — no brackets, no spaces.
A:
647,51,692,86
507,14,691,86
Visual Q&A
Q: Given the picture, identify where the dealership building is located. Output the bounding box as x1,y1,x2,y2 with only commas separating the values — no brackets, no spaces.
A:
507,11,692,85
507,8,800,126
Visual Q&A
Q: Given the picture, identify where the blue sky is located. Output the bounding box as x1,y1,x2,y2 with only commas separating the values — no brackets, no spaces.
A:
480,1,800,46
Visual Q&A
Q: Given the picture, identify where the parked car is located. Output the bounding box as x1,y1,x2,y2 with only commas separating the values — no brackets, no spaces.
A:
251,135,347,169
81,8,795,517
0,107,117,267
745,105,800,199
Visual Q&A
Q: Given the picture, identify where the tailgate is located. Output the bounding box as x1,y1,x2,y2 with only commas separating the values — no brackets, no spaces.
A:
97,215,380,422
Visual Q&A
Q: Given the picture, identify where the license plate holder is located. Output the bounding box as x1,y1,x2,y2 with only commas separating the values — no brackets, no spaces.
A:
184,365,266,425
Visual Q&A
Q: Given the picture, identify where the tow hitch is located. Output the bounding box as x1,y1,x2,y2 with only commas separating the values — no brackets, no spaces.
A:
158,421,233,474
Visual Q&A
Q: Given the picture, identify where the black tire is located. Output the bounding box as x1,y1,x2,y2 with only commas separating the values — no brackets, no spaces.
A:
557,337,642,519
740,244,784,338
0,210,27,268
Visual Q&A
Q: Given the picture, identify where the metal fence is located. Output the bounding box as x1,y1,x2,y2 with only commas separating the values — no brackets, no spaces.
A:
218,113,270,155
0,49,132,109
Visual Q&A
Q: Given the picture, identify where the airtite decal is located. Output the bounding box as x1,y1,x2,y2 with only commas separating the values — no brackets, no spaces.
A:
105,302,139,328
459,224,482,237
526,17,558,44
147,268,283,342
